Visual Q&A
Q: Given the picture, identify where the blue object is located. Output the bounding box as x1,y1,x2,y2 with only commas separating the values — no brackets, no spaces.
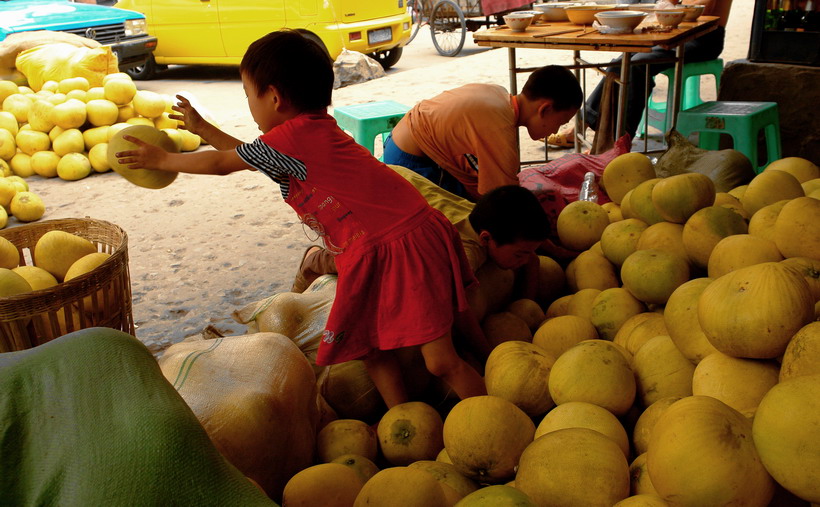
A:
638,59,724,137
333,100,410,155
675,101,782,174
0,0,156,71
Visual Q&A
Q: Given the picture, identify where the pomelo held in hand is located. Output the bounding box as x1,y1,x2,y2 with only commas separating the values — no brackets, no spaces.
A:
107,125,179,189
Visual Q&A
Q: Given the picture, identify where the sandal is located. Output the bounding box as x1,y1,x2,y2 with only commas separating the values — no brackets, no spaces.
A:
546,131,575,149
291,245,323,293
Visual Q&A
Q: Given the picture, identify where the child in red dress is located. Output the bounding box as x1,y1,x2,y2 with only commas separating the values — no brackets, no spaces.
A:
115,30,486,407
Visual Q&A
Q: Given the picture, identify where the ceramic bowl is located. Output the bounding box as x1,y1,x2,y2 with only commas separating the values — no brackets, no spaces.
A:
503,12,535,32
565,5,616,25
620,3,657,12
513,10,545,23
594,10,649,30
655,9,686,27
533,2,580,22
681,4,705,21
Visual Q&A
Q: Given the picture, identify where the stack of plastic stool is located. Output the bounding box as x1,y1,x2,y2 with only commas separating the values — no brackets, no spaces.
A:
332,100,410,154
675,101,782,173
638,58,724,137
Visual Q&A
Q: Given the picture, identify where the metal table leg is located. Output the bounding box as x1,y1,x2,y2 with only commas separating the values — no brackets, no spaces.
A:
617,52,631,138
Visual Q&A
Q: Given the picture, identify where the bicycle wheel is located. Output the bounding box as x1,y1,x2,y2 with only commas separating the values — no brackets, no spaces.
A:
430,0,466,57
407,0,424,43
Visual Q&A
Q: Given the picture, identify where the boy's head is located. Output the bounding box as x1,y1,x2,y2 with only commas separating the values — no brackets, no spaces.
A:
240,30,334,124
469,186,550,270
519,65,583,141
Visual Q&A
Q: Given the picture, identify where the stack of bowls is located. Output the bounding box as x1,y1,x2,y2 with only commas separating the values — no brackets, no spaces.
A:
514,10,546,23
533,2,581,22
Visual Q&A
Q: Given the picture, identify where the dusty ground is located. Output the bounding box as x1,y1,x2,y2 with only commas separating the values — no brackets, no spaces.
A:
25,1,753,355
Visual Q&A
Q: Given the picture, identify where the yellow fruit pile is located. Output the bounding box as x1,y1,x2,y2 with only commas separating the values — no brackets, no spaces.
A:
0,73,202,184
0,175,45,227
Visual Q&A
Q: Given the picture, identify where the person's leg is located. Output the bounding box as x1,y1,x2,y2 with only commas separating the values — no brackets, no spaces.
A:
419,332,486,399
292,246,337,293
383,134,470,199
363,350,408,408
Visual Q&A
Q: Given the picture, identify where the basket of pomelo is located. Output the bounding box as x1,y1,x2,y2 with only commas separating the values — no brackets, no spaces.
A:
0,217,133,351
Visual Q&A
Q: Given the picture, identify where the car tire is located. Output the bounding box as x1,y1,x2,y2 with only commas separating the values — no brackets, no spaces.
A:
369,47,403,70
126,54,158,80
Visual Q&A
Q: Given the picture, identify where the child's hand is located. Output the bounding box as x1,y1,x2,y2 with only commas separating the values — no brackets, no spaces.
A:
170,95,209,136
115,135,169,170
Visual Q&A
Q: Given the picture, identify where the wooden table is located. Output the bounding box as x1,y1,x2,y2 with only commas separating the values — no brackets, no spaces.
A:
473,16,720,153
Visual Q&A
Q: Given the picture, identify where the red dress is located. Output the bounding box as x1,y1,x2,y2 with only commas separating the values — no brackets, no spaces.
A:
236,113,476,365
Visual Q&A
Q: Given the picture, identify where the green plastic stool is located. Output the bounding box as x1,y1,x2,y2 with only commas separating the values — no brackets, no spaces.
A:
675,101,782,174
332,100,410,154
638,59,724,136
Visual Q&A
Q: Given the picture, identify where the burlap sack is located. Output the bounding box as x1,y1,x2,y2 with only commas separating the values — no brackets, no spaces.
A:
0,30,102,79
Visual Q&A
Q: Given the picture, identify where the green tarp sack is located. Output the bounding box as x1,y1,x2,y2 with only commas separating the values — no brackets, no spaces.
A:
0,327,277,507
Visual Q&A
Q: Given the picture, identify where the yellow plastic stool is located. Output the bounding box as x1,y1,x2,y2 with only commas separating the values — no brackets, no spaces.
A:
332,100,410,154
675,101,782,174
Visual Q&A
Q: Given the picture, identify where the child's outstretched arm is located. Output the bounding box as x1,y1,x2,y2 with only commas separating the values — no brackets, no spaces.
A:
116,135,250,176
170,95,243,150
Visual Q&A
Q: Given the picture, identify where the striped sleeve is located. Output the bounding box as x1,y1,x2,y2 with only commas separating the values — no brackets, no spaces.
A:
236,138,307,199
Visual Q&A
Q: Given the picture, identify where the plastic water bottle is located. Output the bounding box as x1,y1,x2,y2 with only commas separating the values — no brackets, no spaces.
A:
579,171,599,203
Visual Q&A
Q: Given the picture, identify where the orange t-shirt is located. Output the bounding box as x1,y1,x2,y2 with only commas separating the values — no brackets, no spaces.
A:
403,83,520,199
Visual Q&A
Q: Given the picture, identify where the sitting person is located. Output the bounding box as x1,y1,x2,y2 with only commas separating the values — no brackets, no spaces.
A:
548,0,734,147
385,65,583,201
294,167,552,363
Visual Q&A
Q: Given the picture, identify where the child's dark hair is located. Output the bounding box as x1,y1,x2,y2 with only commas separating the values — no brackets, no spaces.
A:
522,65,583,112
469,186,550,245
240,30,334,112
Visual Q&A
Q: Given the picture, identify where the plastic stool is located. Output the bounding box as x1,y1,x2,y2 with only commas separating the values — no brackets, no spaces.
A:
332,100,410,154
638,59,724,136
675,101,782,173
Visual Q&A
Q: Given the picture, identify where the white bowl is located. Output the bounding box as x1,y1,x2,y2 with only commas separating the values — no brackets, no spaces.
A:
681,4,705,21
655,9,686,27
503,13,535,32
533,2,580,22
514,10,545,23
594,10,648,30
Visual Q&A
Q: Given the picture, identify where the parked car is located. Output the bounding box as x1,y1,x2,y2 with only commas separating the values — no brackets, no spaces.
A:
0,0,157,71
113,0,412,79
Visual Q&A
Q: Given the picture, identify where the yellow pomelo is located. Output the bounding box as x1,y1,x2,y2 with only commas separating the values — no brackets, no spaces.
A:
628,178,665,225
103,77,137,105
161,127,183,151
30,151,60,178
549,339,636,415
619,313,668,356
443,395,535,483
86,99,119,127
682,205,748,269
505,299,544,331
102,72,134,85
153,112,179,130
40,80,58,93
56,152,92,181
52,128,85,156
0,178,18,208
779,321,820,381
601,201,623,222
107,125,179,189
330,454,379,483
532,315,598,360
107,122,130,140
454,484,535,507
589,287,646,341
752,374,820,503
85,86,105,101
532,257,565,303
117,104,136,122
353,466,448,507
747,199,789,242
10,153,34,178
565,288,601,322
409,460,479,502
534,401,629,457
0,236,19,268
692,351,779,418
436,448,452,464
50,98,87,130
7,175,27,191
648,396,774,506
283,462,365,507
0,81,20,103
0,160,10,177
602,152,656,205
619,189,636,218
83,126,110,150
27,99,55,132
0,267,33,296
631,396,682,456
632,335,694,407
628,454,660,497
132,90,166,118
0,111,19,137
34,230,96,281
10,191,45,222
773,196,820,259
740,169,804,216
179,127,202,152
635,221,685,256
600,218,649,267
544,294,572,319
65,89,87,102
517,427,629,506
481,311,531,348
765,156,819,183
3,93,32,123
0,130,16,162
802,177,820,195
45,93,66,105
16,129,50,155
485,340,555,417
125,116,154,127
713,191,750,219
698,262,814,359
48,125,64,143
88,143,110,173
621,249,690,305
571,249,619,292
651,172,716,223
58,76,90,94
663,278,718,364
781,256,820,301
316,419,378,463
707,233,783,278
556,200,610,251
613,312,656,349
12,265,57,291
614,494,667,506
377,401,443,466
64,252,110,281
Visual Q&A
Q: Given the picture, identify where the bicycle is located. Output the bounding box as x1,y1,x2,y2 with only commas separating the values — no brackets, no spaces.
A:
407,0,426,44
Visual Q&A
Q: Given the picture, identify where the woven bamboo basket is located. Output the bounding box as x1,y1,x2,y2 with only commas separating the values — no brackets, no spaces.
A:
0,218,134,352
